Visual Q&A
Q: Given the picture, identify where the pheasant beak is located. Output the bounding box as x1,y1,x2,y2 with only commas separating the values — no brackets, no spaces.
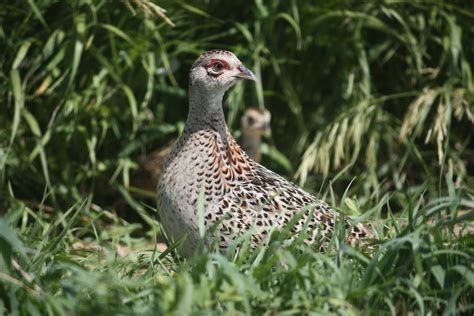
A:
235,65,257,81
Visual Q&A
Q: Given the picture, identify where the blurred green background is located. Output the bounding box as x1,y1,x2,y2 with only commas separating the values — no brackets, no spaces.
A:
0,1,473,314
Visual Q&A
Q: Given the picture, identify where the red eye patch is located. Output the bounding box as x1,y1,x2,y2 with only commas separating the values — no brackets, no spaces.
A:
208,59,231,70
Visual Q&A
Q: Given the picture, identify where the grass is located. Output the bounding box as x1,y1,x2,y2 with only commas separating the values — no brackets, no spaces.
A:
1,174,473,314
0,0,473,314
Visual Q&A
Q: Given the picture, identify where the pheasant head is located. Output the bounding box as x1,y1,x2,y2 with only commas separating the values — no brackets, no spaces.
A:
189,50,256,112
241,108,271,139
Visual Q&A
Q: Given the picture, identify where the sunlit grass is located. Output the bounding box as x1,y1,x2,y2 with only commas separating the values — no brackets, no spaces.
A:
1,177,472,314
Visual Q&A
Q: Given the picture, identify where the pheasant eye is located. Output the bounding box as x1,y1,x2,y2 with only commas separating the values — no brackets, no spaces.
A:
213,62,224,71
207,59,229,77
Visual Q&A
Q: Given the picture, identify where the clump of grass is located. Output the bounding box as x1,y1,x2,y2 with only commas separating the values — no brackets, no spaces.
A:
295,3,474,196
0,174,472,314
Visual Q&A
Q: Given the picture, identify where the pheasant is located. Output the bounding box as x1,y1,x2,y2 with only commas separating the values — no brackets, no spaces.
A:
158,50,371,257
238,108,271,163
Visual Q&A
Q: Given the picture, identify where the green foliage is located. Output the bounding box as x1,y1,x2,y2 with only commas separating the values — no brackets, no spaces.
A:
0,178,472,314
0,0,473,314
294,1,474,193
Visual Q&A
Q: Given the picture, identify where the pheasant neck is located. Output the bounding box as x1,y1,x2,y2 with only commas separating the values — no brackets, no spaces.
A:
186,85,229,146
240,134,262,162
241,134,261,151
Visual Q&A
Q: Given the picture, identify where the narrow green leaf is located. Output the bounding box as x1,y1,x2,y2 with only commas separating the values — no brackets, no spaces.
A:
9,69,23,146
0,218,27,262
26,0,48,28
451,265,474,287
179,3,213,18
431,265,445,288
99,24,135,45
12,41,32,69
67,40,84,90
22,110,41,137
261,143,293,173
121,85,138,118
22,110,51,189
275,13,302,49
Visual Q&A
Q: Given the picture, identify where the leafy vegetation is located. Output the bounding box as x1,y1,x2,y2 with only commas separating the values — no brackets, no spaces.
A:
0,0,473,314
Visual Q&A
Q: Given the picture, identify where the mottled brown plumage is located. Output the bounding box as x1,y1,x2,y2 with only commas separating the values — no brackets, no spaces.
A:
130,108,270,195
158,50,371,257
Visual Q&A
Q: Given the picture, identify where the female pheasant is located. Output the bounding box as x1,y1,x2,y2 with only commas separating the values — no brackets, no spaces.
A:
158,50,371,257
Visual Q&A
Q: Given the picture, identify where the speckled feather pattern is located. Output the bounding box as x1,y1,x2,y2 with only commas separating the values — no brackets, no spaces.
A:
158,50,371,257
